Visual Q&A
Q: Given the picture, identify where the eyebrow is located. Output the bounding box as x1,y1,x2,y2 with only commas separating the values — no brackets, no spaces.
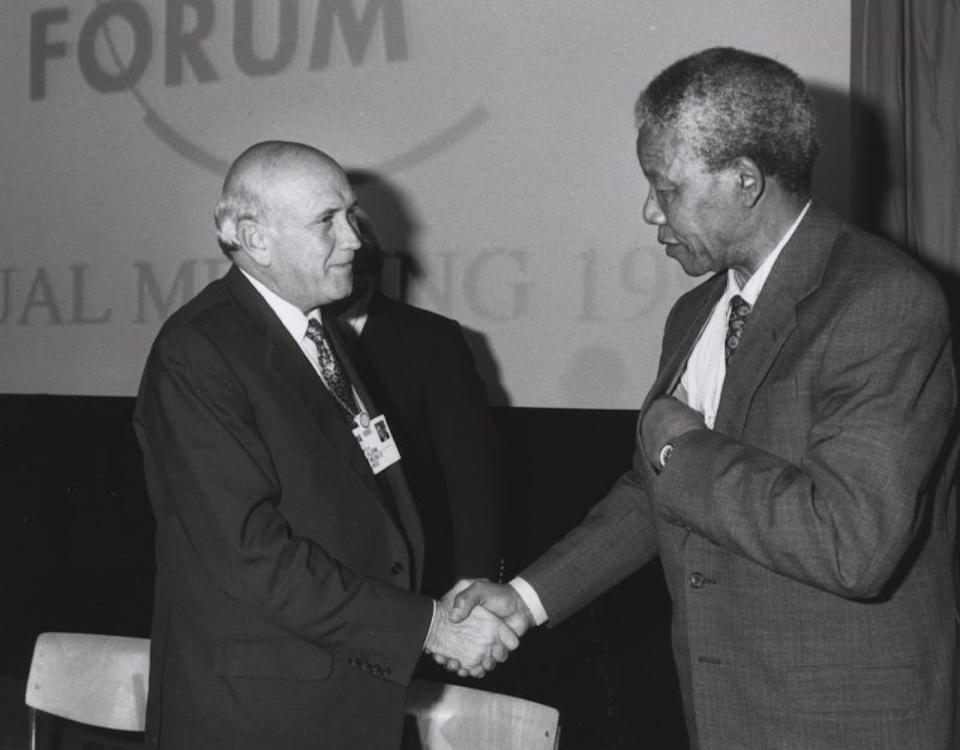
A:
313,198,358,222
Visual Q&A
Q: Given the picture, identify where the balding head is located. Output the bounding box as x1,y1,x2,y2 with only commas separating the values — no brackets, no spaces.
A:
214,141,362,311
215,141,344,254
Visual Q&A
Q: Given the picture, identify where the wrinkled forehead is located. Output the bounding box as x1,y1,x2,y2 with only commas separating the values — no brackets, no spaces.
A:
636,122,704,179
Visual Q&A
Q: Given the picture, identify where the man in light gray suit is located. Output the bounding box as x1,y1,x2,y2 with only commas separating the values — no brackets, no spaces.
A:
450,48,959,748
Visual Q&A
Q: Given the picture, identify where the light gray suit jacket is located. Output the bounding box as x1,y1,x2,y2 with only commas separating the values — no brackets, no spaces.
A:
523,203,959,749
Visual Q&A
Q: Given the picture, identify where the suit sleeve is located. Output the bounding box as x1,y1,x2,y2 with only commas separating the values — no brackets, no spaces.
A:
655,267,955,599
134,325,433,684
520,296,692,625
520,445,660,624
425,321,505,580
515,302,681,624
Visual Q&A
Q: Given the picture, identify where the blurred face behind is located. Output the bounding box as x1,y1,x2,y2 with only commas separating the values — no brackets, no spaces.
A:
259,158,362,311
636,123,744,277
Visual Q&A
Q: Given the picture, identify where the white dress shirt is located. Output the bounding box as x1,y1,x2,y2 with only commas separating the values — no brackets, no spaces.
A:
512,201,810,627
678,201,809,427
239,269,366,415
239,269,327,377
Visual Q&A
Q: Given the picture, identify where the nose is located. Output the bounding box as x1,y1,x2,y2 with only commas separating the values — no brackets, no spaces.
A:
642,187,665,226
339,214,362,251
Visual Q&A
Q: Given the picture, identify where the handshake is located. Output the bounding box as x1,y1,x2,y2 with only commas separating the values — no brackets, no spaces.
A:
422,580,535,678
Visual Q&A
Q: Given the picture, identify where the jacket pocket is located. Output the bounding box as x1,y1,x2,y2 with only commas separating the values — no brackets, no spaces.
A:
213,636,333,680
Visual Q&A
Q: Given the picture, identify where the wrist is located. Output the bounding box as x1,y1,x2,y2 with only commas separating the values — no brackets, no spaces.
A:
423,600,440,652
508,577,548,627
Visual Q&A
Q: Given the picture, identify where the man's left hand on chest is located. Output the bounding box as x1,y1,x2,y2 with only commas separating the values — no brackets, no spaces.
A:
641,396,706,469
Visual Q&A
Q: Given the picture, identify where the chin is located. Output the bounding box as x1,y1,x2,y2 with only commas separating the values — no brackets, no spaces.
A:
314,281,353,309
666,247,715,278
665,246,701,276
679,263,712,278
334,278,354,300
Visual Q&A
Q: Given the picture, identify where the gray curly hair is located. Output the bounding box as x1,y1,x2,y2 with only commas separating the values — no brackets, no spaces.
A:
635,47,820,197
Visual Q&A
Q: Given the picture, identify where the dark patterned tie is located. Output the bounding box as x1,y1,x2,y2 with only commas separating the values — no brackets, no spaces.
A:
305,319,359,418
725,295,752,365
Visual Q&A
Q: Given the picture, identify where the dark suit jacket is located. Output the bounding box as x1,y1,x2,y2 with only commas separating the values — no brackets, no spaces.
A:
133,268,434,749
343,294,504,596
523,203,959,749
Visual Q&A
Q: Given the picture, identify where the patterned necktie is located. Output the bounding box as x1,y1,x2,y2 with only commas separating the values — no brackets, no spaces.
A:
725,295,752,365
305,319,359,418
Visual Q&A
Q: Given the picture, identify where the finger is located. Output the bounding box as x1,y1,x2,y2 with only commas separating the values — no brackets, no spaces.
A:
497,622,520,651
458,667,472,678
482,652,495,672
491,641,509,664
505,613,530,637
436,654,461,672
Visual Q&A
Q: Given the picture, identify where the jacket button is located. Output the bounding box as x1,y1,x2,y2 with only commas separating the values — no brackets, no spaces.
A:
689,572,704,588
390,561,404,575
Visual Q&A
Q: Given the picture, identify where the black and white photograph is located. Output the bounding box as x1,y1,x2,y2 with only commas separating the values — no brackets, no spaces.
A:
1,2,957,748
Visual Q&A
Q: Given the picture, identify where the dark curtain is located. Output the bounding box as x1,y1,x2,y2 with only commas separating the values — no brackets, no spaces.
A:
850,0,960,268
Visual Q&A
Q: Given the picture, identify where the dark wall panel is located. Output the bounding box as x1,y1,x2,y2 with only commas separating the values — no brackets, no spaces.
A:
0,396,685,749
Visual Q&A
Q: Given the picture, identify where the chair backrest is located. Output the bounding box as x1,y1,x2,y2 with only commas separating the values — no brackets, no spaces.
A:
25,632,150,732
404,679,560,750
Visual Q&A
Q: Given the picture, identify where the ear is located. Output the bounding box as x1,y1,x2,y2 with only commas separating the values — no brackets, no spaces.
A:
237,218,271,266
731,156,764,207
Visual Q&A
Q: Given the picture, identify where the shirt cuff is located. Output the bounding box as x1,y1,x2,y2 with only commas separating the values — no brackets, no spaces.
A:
423,599,437,651
509,576,549,626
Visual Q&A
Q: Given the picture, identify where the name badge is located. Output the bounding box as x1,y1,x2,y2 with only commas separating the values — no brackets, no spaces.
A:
352,413,401,474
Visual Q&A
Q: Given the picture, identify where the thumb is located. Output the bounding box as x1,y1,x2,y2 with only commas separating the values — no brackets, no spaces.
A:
450,584,484,622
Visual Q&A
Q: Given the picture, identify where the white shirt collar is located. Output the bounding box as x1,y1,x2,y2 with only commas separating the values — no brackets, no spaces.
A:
727,200,811,305
239,268,319,341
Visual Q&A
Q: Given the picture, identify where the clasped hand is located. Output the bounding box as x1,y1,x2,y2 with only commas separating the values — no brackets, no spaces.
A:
423,579,535,678
640,393,705,467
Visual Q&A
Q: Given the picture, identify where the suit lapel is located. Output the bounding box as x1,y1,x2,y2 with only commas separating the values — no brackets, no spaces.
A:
644,277,726,412
322,308,426,587
714,202,841,436
223,269,386,504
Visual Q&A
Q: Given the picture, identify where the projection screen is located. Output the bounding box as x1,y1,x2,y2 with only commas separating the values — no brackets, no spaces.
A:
0,1,850,407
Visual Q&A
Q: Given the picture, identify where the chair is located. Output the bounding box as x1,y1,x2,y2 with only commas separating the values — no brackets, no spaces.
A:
25,632,150,750
24,635,561,749
403,679,561,750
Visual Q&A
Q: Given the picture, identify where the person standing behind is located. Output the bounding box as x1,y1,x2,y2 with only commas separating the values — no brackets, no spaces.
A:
335,213,505,597
450,48,959,749
134,141,517,749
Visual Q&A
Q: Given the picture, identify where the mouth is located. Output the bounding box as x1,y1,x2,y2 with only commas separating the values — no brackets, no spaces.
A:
328,257,354,271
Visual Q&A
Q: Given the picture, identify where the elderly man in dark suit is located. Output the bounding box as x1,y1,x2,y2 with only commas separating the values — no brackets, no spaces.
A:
133,141,518,749
451,47,959,748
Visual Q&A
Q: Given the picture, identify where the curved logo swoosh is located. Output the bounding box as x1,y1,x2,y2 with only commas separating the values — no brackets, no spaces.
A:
101,9,488,178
